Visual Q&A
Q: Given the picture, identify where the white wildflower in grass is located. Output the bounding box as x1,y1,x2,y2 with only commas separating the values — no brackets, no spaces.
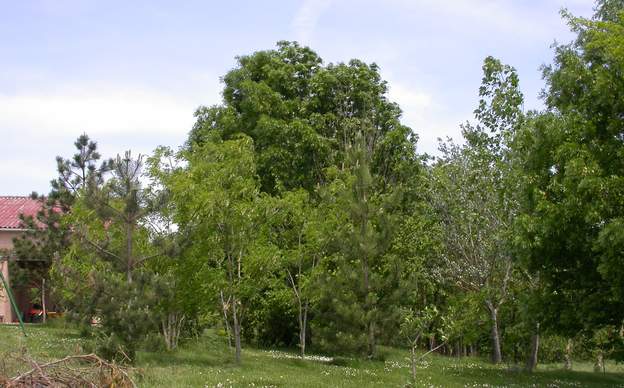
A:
384,360,407,371
265,350,333,363
342,367,358,377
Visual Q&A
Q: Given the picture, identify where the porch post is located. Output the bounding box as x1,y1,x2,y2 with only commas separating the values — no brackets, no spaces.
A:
0,259,12,323
0,258,27,336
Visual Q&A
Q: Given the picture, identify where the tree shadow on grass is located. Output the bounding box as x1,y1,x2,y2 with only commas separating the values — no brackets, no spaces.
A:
137,349,236,369
442,364,624,387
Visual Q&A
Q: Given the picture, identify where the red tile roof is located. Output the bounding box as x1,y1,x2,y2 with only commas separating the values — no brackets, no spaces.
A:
0,196,43,229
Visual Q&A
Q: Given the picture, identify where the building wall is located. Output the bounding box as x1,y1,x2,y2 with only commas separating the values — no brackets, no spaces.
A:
0,230,21,323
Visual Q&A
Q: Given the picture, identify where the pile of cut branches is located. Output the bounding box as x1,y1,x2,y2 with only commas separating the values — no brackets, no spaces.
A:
0,353,136,387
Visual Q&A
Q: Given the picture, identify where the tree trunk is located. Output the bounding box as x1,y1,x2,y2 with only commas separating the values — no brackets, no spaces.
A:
232,299,242,364
594,351,605,373
41,278,47,324
525,323,539,372
362,255,375,359
410,343,417,384
220,291,232,348
564,339,573,370
300,302,308,358
368,320,376,359
126,222,134,284
486,301,502,364
162,312,185,351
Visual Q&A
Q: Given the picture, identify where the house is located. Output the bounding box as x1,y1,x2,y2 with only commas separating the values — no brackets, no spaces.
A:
0,196,43,323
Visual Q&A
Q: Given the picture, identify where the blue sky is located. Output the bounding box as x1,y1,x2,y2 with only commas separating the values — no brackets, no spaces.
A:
0,0,594,195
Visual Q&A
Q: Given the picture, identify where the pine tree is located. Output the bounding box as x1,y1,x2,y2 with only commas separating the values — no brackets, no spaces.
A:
11,134,111,314
313,130,403,358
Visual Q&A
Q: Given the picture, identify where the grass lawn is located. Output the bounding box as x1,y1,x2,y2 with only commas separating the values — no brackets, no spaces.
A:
1,324,623,387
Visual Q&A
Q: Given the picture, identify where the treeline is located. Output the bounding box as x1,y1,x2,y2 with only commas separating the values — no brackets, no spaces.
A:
13,0,624,376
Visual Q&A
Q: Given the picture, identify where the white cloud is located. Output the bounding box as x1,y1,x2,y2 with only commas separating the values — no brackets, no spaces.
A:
387,81,466,154
0,80,223,195
0,85,199,136
292,0,333,43
388,82,433,123
0,157,53,193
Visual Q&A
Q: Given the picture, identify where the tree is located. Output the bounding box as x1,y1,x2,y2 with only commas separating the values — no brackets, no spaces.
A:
163,133,268,364
186,41,424,359
269,189,328,357
431,142,512,364
55,151,165,360
76,152,162,284
399,306,458,385
513,1,624,360
189,41,418,195
312,129,409,358
12,134,111,316
431,57,523,363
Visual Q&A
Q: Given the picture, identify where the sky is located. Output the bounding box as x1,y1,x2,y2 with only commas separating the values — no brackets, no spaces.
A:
0,0,595,196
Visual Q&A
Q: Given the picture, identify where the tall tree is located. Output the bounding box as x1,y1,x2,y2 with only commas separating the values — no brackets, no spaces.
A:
12,134,111,311
55,151,165,360
312,128,409,358
185,41,424,359
162,133,270,364
189,41,418,195
513,0,624,353
432,57,523,363
268,189,328,357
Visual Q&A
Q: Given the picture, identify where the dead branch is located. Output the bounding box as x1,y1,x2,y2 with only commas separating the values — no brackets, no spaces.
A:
1,353,136,388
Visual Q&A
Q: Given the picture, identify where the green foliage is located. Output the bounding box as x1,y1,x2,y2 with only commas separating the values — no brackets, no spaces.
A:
157,132,278,362
310,131,410,358
53,151,170,361
513,1,624,337
17,2,624,374
189,41,418,195
400,305,440,344
11,134,111,307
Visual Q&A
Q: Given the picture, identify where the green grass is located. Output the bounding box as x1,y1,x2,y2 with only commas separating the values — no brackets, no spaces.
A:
1,324,623,387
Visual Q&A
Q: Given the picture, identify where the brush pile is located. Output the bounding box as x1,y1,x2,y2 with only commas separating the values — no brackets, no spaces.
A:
0,353,136,387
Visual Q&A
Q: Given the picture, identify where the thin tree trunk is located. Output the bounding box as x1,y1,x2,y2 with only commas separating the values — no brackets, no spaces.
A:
225,245,241,363
362,255,375,358
41,278,47,324
300,302,308,358
287,267,308,359
564,339,573,370
594,351,605,373
161,312,185,351
486,301,502,364
368,320,376,359
232,299,242,364
126,221,134,284
525,322,539,372
410,343,417,384
220,291,232,348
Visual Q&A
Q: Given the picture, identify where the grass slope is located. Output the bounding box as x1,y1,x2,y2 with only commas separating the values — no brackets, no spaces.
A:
1,324,623,387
